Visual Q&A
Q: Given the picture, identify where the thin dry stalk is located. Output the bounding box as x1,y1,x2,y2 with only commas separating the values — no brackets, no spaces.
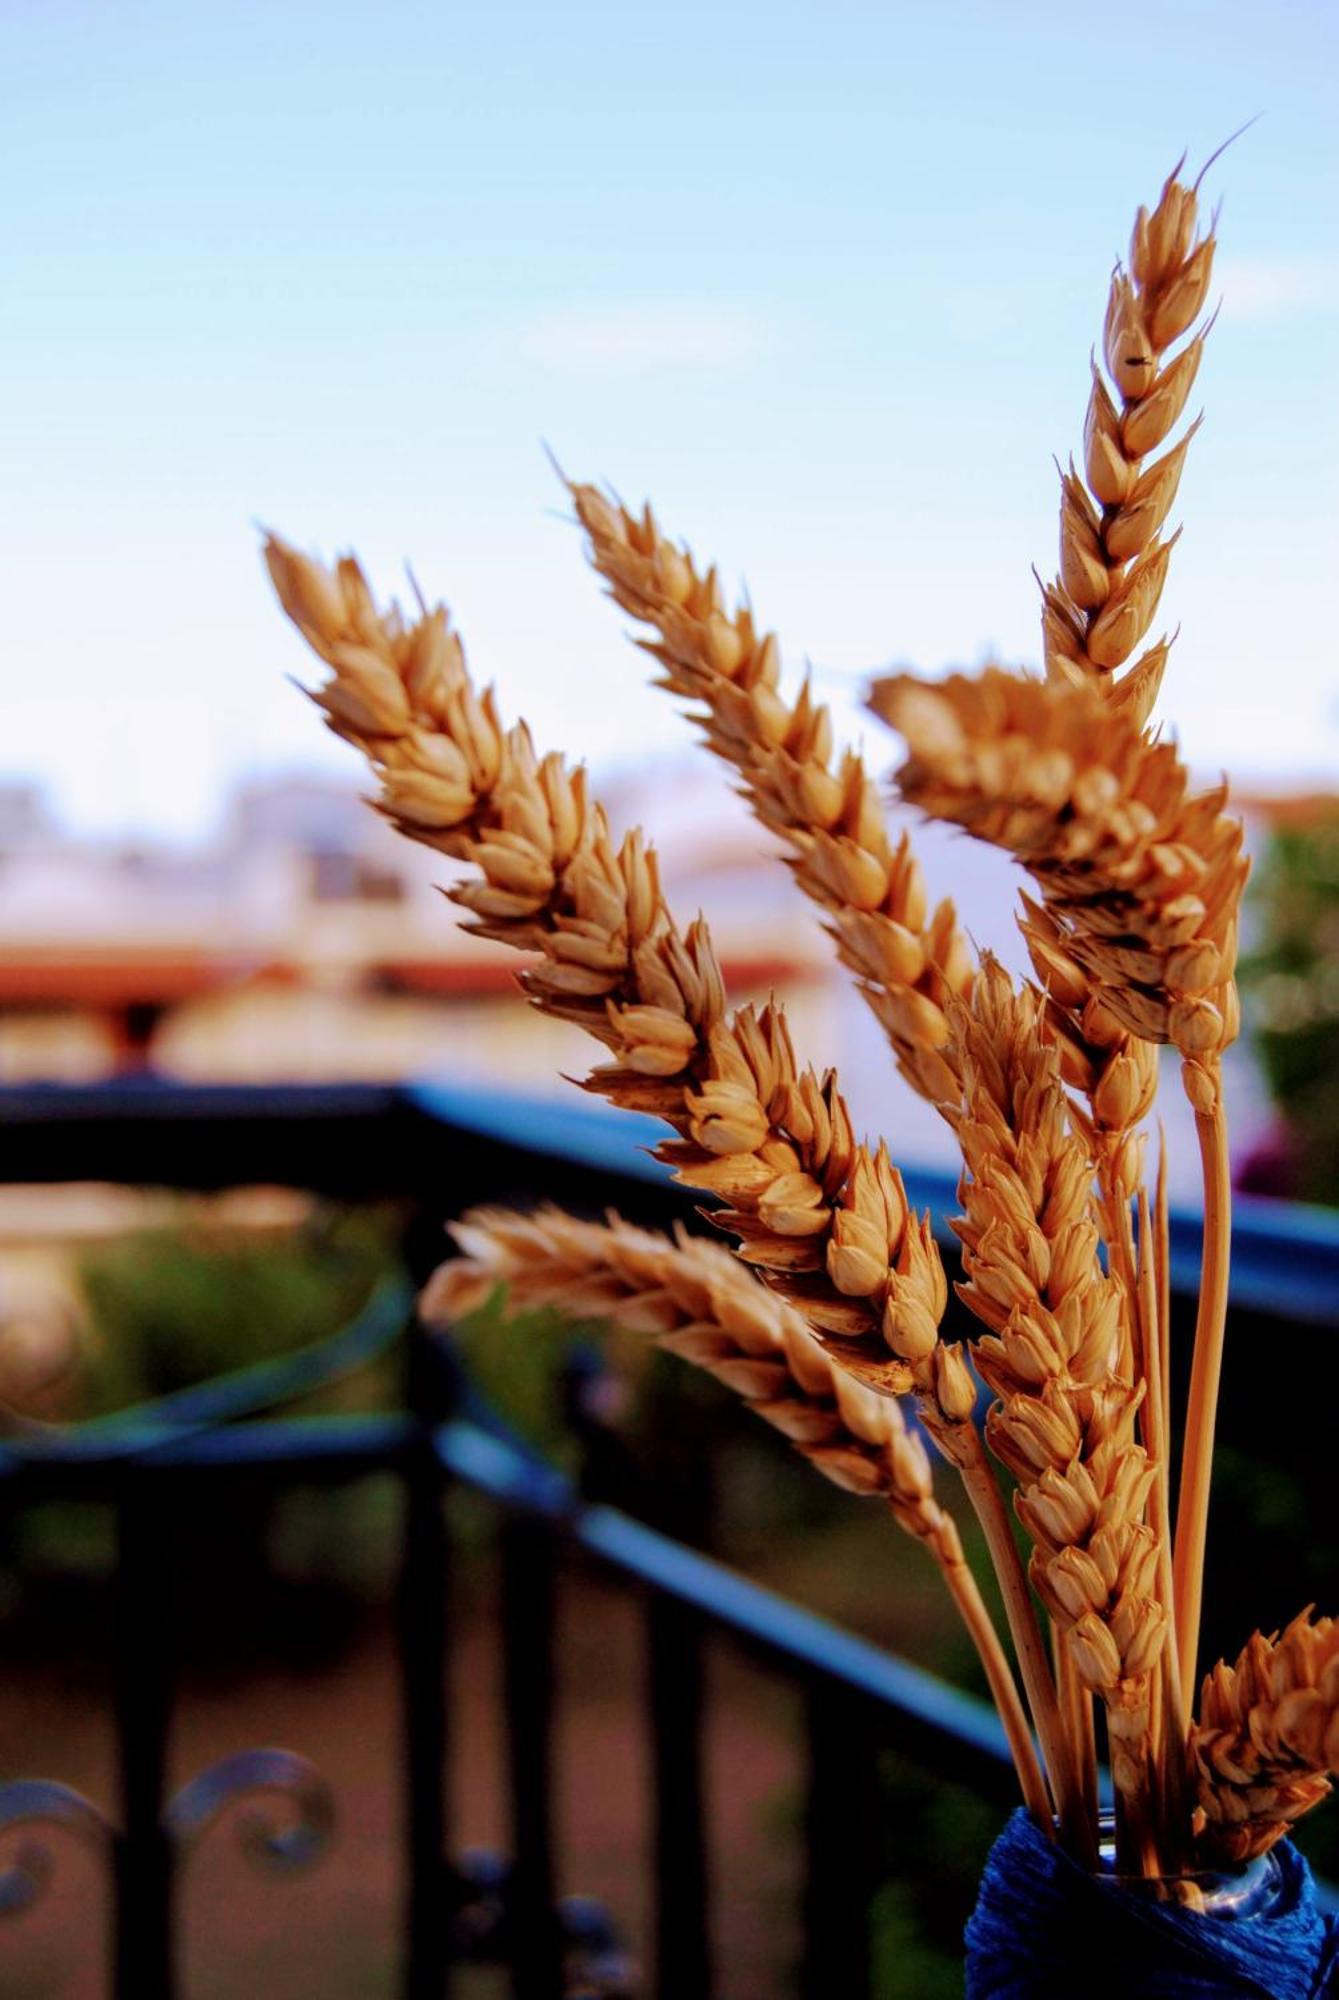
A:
1155,1126,1172,1431
427,1203,1050,1822
1041,163,1216,723
569,481,972,1107
1192,1613,1339,1863
1137,1187,1190,1863
1058,1632,1099,1829
1173,1095,1232,1717
877,666,1252,1816
1035,169,1238,1785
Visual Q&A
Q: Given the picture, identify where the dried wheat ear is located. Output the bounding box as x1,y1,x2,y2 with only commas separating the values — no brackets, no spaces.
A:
430,1208,958,1530
870,668,1246,1089
1042,162,1215,721
1192,1614,1339,1863
568,479,972,1110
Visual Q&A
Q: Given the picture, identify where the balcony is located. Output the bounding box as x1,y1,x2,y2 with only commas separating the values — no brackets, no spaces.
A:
2,1078,1337,1997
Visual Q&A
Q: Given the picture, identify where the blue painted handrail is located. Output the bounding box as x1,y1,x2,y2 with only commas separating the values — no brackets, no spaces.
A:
4,1075,1339,1321
409,1078,1339,1324
0,1403,1020,1793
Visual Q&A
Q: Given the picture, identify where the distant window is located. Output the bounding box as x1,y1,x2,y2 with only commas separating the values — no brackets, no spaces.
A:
310,851,405,904
356,865,405,904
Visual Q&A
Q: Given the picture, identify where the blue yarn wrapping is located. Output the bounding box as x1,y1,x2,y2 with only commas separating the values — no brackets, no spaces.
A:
964,1809,1339,1999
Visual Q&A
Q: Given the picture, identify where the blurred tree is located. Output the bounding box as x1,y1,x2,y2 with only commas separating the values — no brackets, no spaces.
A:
1239,805,1339,1206
78,1203,398,1413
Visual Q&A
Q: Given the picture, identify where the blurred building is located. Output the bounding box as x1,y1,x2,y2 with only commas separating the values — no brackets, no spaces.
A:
1,769,1332,1200
0,768,833,1090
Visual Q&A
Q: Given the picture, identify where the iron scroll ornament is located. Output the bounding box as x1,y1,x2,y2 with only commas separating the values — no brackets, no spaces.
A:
0,1779,113,1916
162,1747,334,1870
0,1748,333,1921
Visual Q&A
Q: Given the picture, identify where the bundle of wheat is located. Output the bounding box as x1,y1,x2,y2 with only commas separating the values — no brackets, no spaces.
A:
265,157,1330,1890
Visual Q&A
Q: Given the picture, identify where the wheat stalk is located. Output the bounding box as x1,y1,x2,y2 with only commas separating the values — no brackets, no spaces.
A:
1191,1613,1339,1864
1033,168,1219,1553
1041,162,1215,723
429,1207,954,1517
424,1201,1052,1821
1135,1177,1192,1858
568,482,972,1108
943,957,1165,1861
1035,162,1241,1728
1029,164,1216,1265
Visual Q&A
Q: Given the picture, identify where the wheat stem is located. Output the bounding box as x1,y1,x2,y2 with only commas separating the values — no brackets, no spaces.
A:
1173,1078,1232,1716
1138,1187,1190,1866
1102,1162,1140,1382
958,1441,1091,1859
1058,1631,1099,1832
940,1541,1054,1827
1155,1125,1172,1445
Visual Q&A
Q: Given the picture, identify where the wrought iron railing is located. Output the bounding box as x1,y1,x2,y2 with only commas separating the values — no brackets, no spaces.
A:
1,1078,1337,1997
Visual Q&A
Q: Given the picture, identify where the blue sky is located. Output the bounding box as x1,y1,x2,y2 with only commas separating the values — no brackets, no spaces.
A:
3,0,1337,838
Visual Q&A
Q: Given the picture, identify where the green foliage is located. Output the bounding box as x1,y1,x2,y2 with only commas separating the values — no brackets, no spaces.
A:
76,1204,400,1416
450,1286,596,1459
869,1751,1002,1996
1240,809,1339,1204
5,1208,409,1622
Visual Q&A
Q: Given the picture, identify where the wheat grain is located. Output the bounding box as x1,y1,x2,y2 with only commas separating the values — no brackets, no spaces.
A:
1042,165,1215,723
1018,889,1157,1207
569,482,972,1108
1191,1613,1339,1862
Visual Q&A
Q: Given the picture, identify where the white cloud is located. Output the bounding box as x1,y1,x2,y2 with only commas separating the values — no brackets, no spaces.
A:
504,299,775,370
1216,254,1339,323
